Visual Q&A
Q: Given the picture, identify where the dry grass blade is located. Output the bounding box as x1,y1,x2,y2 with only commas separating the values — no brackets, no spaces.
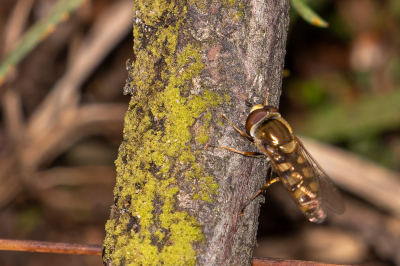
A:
28,0,133,139
35,166,116,190
0,0,132,209
291,0,328,28
2,89,25,144
0,0,85,83
3,0,35,54
23,103,126,173
0,158,22,208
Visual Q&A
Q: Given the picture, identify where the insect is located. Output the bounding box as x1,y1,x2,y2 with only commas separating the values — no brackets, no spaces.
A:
217,104,345,223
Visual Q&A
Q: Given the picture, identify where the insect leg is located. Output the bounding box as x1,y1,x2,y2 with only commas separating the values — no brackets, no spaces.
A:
208,144,264,157
241,170,281,213
249,176,280,202
221,114,254,142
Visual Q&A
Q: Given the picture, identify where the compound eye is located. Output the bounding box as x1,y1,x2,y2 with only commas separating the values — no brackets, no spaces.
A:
245,109,268,135
263,105,279,113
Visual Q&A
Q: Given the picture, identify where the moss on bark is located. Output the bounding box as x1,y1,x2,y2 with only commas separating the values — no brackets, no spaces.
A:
103,1,223,265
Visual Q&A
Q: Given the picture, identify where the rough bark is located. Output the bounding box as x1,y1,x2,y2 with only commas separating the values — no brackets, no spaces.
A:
103,1,290,266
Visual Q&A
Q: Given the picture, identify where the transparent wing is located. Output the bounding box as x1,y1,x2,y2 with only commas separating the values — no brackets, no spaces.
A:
295,137,345,214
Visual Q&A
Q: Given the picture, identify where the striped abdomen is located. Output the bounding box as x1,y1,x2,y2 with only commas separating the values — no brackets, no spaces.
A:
254,118,326,223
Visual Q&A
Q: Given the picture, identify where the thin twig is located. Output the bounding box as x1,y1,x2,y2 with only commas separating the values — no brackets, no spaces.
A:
252,257,350,266
0,239,350,265
0,239,102,255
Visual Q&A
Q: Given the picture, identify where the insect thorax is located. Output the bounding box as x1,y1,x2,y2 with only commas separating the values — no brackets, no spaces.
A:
254,119,293,147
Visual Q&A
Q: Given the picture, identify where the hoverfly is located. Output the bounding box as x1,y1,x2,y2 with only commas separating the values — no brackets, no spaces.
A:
217,104,345,223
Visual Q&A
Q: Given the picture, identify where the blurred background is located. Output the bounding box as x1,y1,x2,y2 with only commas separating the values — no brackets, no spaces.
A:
0,0,399,265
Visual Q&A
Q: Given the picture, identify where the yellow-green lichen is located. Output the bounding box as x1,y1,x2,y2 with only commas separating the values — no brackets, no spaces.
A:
224,93,231,102
187,163,219,203
188,0,208,12
195,112,213,144
103,1,225,265
193,174,219,202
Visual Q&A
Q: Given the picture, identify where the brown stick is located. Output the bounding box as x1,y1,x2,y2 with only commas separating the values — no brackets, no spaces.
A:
0,239,352,265
252,257,351,266
0,239,102,256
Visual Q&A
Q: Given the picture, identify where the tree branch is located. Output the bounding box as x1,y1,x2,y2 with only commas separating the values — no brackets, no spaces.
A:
103,1,290,265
